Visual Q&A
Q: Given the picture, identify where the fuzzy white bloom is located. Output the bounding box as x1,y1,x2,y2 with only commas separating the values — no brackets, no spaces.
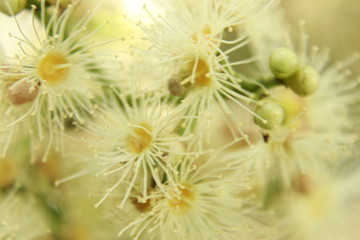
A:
275,160,360,240
115,148,253,240
0,1,358,240
0,1,117,159
0,192,49,240
57,90,191,209
131,0,274,144
58,170,119,239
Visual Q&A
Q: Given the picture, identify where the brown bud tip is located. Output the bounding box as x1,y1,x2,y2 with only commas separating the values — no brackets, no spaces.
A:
168,78,185,96
7,79,39,105
292,174,313,194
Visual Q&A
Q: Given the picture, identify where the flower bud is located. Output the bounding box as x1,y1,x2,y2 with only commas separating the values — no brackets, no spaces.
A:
284,65,319,97
0,0,27,15
269,47,299,79
254,99,285,130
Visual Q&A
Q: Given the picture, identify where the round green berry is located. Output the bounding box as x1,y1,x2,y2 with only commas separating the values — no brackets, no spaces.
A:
284,66,319,97
269,47,299,79
254,99,286,130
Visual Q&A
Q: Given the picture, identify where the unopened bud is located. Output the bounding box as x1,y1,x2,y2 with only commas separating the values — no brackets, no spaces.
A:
269,47,299,79
0,0,27,15
284,66,319,96
254,99,285,130
7,79,39,105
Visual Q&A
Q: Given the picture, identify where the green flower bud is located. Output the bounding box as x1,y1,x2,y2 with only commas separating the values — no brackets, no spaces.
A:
284,65,319,97
269,47,299,79
0,0,27,15
254,99,285,130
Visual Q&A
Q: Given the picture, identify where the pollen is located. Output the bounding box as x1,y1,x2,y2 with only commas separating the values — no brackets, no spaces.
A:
167,184,195,214
37,52,69,84
191,58,212,87
126,124,153,153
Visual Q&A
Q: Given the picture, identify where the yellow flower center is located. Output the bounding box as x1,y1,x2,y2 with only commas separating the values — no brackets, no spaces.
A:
167,184,195,214
126,124,153,153
191,58,212,87
38,52,69,84
192,25,212,42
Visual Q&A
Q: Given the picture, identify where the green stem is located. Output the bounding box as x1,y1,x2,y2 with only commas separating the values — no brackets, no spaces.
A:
234,71,285,100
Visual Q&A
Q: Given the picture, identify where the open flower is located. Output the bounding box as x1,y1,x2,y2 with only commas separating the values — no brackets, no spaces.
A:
0,1,117,159
116,148,252,240
58,91,191,209
131,0,274,146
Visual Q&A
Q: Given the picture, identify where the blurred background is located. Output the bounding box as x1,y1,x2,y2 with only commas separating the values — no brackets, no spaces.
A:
282,0,360,73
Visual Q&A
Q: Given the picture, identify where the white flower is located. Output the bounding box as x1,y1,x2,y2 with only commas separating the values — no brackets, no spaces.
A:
57,169,119,240
0,1,117,159
0,192,49,240
116,149,252,240
132,0,276,144
275,161,360,240
58,90,191,209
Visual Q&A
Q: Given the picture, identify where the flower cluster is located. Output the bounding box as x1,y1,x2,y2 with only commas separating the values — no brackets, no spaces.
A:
0,0,359,240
